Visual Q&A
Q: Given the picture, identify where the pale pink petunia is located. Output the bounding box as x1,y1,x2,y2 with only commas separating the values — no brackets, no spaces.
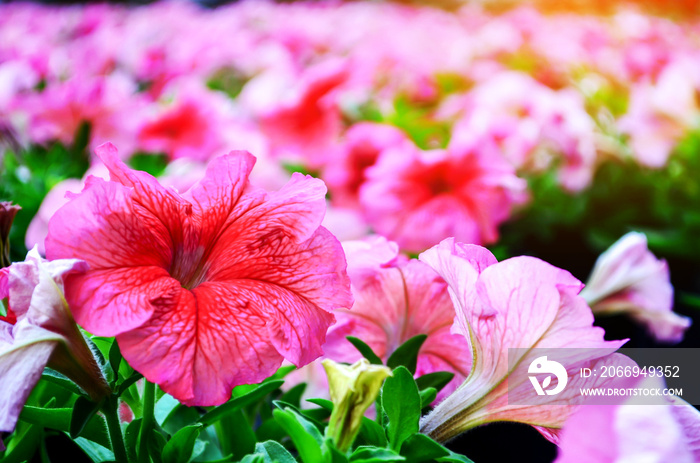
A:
580,232,690,343
555,375,700,463
0,248,109,445
445,72,598,192
45,143,353,406
324,122,408,209
618,59,700,168
359,135,526,253
418,238,626,443
321,236,471,400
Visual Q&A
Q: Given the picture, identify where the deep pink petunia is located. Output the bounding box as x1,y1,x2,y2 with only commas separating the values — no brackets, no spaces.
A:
256,60,348,169
323,123,408,209
359,135,526,252
45,143,353,406
418,238,626,443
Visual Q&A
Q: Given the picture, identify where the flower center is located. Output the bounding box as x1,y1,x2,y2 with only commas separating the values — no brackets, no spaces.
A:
169,246,208,290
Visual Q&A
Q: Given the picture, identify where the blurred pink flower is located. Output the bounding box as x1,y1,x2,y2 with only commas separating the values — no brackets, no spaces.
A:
324,122,408,209
556,375,700,462
322,236,470,400
360,135,526,252
45,143,353,406
136,81,233,162
0,249,109,447
256,60,348,168
418,238,626,443
14,73,143,154
446,72,598,192
580,232,690,343
618,59,700,168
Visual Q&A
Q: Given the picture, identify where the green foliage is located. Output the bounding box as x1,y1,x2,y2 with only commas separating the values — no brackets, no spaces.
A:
0,138,90,262
3,330,472,463
382,367,421,452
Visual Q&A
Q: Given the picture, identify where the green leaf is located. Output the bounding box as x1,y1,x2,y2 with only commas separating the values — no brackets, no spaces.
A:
306,398,333,411
419,388,437,409
108,341,122,385
356,417,388,448
20,405,110,448
0,425,43,463
386,335,427,374
399,434,449,462
382,366,421,452
415,372,455,394
70,396,102,439
41,368,84,396
240,441,297,463
198,380,284,427
124,418,143,463
272,408,324,463
162,424,203,463
214,410,255,460
73,437,114,463
347,337,383,365
349,447,405,463
150,429,168,463
279,382,306,408
117,371,144,395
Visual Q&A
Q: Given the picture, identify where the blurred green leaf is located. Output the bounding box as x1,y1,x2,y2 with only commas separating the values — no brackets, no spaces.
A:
198,380,283,427
387,335,427,374
162,424,203,463
347,337,384,365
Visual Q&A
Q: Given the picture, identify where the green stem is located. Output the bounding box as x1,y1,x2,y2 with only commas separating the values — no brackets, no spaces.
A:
137,381,156,463
103,398,129,463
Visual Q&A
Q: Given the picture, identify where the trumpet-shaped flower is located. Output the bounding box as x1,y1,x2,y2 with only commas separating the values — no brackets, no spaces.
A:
359,136,526,253
323,358,393,452
323,236,471,400
555,375,700,462
418,238,625,443
580,232,690,343
1,249,110,447
45,143,353,406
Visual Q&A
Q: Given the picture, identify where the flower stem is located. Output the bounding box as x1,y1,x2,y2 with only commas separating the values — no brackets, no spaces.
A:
137,381,156,463
103,397,129,463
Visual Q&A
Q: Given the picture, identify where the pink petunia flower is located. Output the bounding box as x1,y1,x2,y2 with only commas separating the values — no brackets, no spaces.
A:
254,59,348,169
136,80,233,162
323,236,471,400
324,122,408,209
580,232,690,343
418,238,626,443
1,248,110,448
359,135,526,253
617,59,700,168
14,73,143,155
25,161,207,256
45,143,353,406
555,375,700,462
